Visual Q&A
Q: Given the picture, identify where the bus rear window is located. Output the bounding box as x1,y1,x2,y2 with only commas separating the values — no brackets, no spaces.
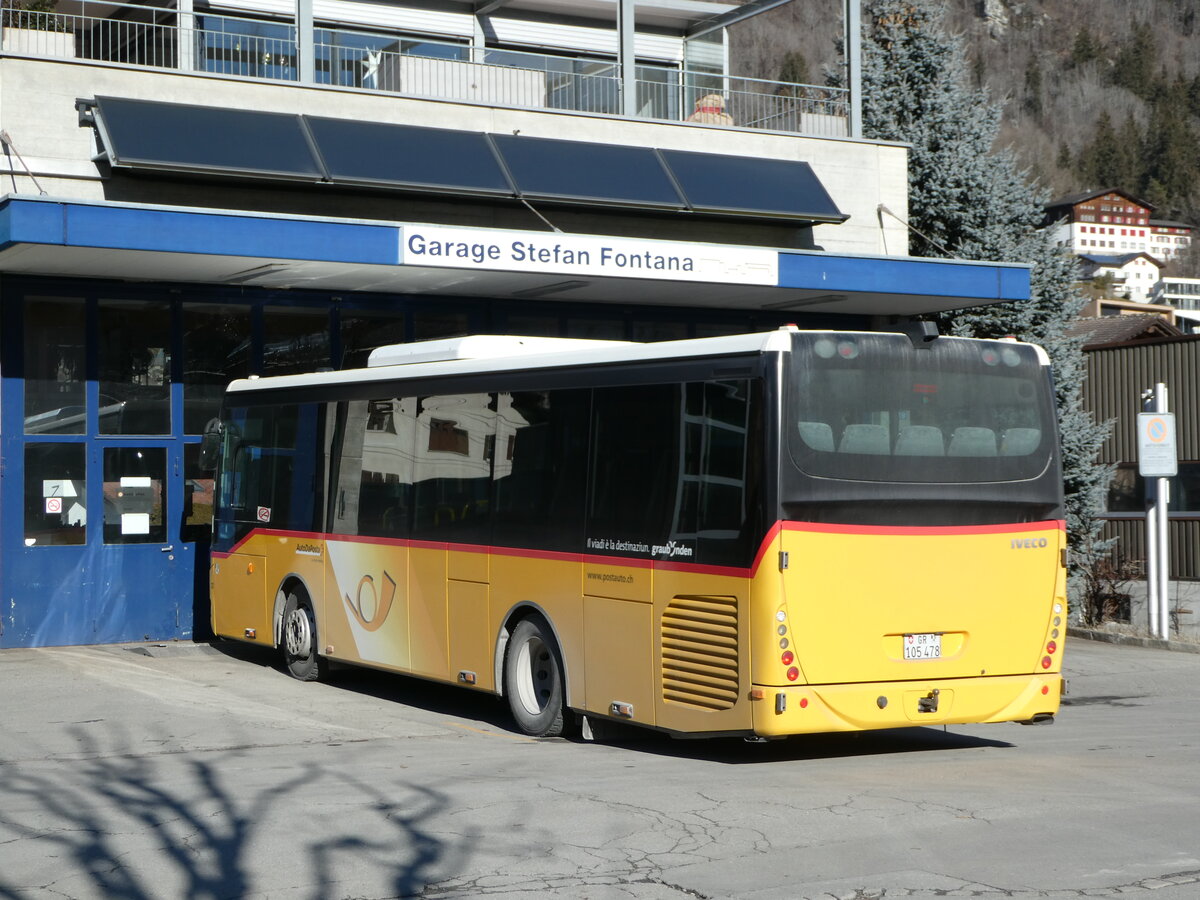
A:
786,334,1055,484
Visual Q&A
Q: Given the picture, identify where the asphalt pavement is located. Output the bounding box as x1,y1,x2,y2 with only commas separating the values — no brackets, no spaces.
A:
1,637,1198,899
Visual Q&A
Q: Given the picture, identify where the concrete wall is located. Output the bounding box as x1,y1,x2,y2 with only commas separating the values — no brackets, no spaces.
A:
0,56,908,254
1124,580,1200,641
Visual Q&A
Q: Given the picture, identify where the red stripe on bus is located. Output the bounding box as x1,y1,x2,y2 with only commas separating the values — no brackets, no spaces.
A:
779,519,1066,536
748,521,785,575
213,518,1064,575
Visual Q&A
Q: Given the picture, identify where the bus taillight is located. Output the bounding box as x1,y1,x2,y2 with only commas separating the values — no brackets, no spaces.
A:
1041,656,1052,669
781,650,794,665
1046,641,1057,654
786,667,800,681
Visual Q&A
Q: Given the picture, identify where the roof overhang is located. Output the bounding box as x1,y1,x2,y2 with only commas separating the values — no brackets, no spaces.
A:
0,196,1030,317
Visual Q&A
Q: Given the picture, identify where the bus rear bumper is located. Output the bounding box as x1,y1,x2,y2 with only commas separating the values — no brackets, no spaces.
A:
750,673,1062,737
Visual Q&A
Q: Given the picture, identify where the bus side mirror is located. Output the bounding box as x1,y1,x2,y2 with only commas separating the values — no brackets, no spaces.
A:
198,418,223,472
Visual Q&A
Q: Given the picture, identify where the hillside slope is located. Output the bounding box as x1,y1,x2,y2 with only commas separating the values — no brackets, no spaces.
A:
732,0,1200,226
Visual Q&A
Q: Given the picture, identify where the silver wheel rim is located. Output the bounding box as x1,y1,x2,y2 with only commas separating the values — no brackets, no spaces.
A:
514,635,554,717
285,607,312,659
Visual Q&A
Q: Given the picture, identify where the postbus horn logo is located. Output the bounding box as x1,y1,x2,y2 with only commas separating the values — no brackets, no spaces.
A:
344,571,396,632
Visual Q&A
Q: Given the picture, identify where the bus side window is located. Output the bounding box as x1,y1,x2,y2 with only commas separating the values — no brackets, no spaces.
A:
588,384,680,549
412,393,495,544
676,380,757,567
492,389,588,553
333,398,415,538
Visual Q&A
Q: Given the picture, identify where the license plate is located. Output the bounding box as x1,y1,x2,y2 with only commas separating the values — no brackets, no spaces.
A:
903,632,942,660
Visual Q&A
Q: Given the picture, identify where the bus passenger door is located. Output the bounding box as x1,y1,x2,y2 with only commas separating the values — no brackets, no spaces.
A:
412,392,495,686
323,399,412,671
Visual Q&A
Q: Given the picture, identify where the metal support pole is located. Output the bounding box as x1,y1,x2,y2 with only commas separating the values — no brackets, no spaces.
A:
1156,383,1171,639
1146,485,1159,637
296,0,314,83
618,0,636,117
844,0,862,138
1142,386,1160,637
178,0,195,72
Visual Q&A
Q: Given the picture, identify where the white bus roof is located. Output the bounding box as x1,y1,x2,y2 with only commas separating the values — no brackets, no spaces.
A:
366,334,632,367
227,328,1048,395
228,329,798,394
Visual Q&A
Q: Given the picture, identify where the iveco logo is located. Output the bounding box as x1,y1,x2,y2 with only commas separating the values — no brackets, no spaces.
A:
1011,538,1049,549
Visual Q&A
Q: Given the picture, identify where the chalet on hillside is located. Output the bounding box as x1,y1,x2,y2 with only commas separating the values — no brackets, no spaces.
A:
1076,251,1164,304
1149,219,1194,262
1044,188,1192,265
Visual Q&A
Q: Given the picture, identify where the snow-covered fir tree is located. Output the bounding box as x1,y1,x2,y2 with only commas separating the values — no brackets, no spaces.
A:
846,0,1113,609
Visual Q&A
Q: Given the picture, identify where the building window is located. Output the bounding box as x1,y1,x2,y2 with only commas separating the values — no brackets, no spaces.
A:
428,418,470,455
98,299,172,436
183,303,253,435
24,297,86,435
198,15,297,80
1108,462,1200,514
25,443,87,546
263,305,331,376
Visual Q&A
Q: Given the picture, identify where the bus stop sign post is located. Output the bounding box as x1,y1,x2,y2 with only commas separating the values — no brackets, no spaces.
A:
1138,383,1176,640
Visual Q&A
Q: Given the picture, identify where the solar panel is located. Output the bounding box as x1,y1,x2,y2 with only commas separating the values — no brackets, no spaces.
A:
306,118,513,196
93,97,324,181
658,149,847,222
491,134,684,209
88,98,846,225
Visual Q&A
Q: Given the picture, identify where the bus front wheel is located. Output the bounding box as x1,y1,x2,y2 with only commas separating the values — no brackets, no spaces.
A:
282,590,324,682
504,616,565,737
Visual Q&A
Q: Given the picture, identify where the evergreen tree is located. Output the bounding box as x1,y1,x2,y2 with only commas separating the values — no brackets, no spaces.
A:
851,0,1113,611
1070,26,1101,67
1111,21,1157,100
1056,141,1072,172
1077,111,1125,189
777,51,812,88
1023,59,1043,120
1140,82,1200,218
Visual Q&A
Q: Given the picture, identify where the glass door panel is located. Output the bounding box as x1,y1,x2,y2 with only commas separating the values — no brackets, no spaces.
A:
102,447,167,544
183,302,252,434
263,305,331,375
99,299,172,435
24,296,86,435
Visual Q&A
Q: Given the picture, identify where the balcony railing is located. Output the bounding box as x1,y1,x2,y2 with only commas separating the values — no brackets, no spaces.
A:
0,2,849,138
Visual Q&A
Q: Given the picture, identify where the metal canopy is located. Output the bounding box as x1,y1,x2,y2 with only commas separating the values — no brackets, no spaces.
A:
0,197,1031,317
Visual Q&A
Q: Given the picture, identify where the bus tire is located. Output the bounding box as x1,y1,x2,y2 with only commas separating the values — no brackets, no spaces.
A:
281,589,324,682
504,615,565,737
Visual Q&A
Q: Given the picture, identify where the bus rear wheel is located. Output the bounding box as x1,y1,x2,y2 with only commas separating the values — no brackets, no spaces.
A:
282,590,324,682
504,616,565,737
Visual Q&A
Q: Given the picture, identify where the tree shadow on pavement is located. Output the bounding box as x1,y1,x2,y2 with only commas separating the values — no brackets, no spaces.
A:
0,724,474,899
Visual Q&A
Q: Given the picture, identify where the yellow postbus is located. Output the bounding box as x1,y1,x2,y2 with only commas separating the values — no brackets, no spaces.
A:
205,327,1065,738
